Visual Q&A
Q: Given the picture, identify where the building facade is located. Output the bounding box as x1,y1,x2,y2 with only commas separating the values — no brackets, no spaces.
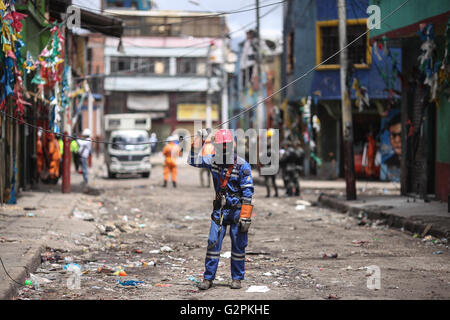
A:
282,0,402,180
102,8,229,146
370,0,450,203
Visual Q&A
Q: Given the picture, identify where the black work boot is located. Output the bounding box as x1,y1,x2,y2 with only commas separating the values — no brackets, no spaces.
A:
173,181,177,188
198,279,213,290
163,181,167,188
230,280,241,289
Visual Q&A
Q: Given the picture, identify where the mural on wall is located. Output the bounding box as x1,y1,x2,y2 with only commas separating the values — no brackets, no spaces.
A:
379,109,402,182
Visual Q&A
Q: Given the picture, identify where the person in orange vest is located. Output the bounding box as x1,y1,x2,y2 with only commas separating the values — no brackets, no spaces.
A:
162,135,182,188
200,137,215,187
47,132,61,183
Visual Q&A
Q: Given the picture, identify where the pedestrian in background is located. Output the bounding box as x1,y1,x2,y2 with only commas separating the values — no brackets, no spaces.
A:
149,132,158,155
280,139,303,196
200,136,215,188
77,128,92,191
260,129,278,198
71,136,81,172
162,136,182,188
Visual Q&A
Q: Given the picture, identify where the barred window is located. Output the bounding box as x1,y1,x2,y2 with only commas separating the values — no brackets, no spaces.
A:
317,21,370,68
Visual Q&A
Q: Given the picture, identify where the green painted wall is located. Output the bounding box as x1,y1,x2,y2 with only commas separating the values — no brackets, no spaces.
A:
437,96,450,164
370,0,450,38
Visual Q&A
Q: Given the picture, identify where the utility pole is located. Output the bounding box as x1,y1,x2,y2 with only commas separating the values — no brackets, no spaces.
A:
206,41,213,129
255,0,265,130
338,0,356,200
221,17,229,129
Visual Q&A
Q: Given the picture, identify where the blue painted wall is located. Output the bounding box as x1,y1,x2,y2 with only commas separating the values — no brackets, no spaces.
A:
282,0,401,102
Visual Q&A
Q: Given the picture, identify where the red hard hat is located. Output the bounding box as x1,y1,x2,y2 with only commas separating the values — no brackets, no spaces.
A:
214,129,233,144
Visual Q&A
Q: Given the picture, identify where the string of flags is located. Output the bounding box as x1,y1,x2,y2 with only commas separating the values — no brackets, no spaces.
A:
417,21,450,106
0,0,73,132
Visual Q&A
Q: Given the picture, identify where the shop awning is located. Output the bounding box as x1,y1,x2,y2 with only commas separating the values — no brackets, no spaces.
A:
49,0,123,38
127,94,169,112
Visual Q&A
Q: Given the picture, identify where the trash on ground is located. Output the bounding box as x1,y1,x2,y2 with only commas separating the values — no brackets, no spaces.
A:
321,253,338,259
118,280,144,286
296,200,312,206
261,238,280,243
72,209,94,221
295,205,306,211
246,285,270,293
352,240,369,246
155,283,172,287
160,246,173,252
433,251,443,255
97,267,113,273
188,276,200,284
220,251,231,259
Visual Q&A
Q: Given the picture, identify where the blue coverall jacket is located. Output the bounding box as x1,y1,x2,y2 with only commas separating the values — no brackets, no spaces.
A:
188,148,254,280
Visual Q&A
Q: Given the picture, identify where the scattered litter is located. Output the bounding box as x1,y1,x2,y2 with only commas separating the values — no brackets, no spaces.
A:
352,240,369,246
261,238,280,243
150,250,160,254
97,267,113,274
64,263,81,270
296,200,311,206
160,246,173,252
118,280,144,286
246,285,270,293
155,283,172,287
138,224,146,228
263,272,272,276
315,284,325,289
134,249,143,254
327,294,339,300
122,215,128,222
321,253,338,259
220,251,231,259
188,276,200,284
433,251,443,255
421,224,432,238
26,213,35,218
295,205,306,211
72,209,94,221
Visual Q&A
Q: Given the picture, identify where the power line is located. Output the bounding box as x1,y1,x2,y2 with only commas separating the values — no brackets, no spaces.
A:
70,0,288,29
73,3,282,81
0,0,411,146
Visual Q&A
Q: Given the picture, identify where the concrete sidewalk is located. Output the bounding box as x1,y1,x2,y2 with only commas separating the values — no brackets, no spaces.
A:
318,193,450,239
255,174,449,239
0,159,104,299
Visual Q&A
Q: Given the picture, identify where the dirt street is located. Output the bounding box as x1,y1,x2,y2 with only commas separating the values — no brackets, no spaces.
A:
15,160,450,300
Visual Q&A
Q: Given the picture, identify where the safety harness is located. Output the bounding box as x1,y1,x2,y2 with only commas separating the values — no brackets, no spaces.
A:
208,159,237,250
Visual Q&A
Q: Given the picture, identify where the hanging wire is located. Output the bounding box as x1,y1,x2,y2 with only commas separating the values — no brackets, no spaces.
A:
0,0,411,147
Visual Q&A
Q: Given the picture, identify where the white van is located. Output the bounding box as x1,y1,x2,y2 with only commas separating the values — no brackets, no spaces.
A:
104,114,152,178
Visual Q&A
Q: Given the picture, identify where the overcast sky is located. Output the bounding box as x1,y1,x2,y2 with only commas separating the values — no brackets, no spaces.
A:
73,0,283,49
155,0,283,43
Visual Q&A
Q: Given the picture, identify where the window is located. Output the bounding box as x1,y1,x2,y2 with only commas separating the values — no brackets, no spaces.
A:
177,58,200,75
316,19,371,70
110,57,169,75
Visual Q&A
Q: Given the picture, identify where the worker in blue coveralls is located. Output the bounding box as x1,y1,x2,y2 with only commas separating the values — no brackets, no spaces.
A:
187,128,254,290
